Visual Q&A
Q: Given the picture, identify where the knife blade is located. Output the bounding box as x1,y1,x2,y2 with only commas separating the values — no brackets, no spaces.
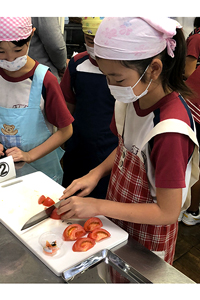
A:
21,200,62,231
21,190,82,231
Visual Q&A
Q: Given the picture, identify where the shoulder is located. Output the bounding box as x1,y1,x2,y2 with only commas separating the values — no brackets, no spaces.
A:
154,92,194,129
71,51,89,64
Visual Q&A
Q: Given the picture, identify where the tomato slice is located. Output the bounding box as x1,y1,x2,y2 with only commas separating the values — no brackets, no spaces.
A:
88,228,111,242
38,195,46,205
72,237,96,252
43,197,55,207
50,208,61,220
84,217,103,232
63,224,86,241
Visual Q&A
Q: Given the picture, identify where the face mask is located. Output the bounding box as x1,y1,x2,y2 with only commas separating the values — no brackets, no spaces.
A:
85,43,96,60
0,44,29,72
0,54,27,72
108,65,152,103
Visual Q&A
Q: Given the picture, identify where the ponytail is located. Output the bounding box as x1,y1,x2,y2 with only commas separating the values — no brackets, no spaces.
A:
121,28,193,99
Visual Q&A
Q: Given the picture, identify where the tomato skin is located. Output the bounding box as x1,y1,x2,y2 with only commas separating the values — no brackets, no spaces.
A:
50,208,61,220
43,197,55,207
63,224,86,241
72,237,96,252
38,195,46,205
88,228,111,242
84,217,103,232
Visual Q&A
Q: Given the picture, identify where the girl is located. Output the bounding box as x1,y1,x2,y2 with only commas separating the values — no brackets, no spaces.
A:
58,17,199,264
0,17,74,184
60,17,118,198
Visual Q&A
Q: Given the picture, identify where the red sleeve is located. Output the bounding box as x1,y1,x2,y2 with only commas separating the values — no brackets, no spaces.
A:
151,132,194,188
43,70,74,128
60,63,76,105
110,113,118,136
186,35,200,59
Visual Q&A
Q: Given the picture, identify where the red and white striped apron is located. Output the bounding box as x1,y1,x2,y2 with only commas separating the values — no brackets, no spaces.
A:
107,102,199,265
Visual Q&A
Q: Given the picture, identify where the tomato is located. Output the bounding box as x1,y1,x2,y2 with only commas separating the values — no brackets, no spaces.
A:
72,237,96,252
84,217,103,232
63,224,86,241
88,228,111,242
43,197,55,207
38,195,46,205
50,208,61,220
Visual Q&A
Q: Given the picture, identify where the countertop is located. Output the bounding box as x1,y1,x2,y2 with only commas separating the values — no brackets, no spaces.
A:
0,162,195,284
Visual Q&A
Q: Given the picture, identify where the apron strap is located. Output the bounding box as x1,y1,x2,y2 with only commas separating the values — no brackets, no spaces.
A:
138,118,199,211
28,64,49,108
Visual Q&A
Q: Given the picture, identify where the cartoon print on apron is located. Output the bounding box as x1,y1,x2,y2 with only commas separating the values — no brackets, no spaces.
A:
0,64,64,184
106,101,199,265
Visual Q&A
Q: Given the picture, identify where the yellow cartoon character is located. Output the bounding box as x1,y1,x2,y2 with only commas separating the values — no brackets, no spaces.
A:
1,124,18,135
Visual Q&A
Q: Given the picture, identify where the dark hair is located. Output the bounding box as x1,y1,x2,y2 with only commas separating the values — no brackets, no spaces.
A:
120,28,193,99
10,35,32,47
194,17,200,28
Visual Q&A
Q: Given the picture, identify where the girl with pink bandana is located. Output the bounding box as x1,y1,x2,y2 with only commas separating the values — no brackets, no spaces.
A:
58,17,199,264
0,17,74,184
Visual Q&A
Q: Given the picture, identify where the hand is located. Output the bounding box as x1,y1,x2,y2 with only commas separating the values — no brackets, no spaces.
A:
59,169,100,200
57,196,99,220
0,144,5,157
5,147,31,163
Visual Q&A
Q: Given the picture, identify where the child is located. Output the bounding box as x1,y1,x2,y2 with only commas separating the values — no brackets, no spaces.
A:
0,17,74,184
179,17,200,225
60,17,118,198
58,17,199,265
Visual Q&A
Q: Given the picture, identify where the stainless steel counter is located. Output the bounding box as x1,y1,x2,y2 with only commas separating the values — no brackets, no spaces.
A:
0,162,195,283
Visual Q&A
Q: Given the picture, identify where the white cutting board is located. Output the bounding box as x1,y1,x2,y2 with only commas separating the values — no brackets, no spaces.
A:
0,171,128,276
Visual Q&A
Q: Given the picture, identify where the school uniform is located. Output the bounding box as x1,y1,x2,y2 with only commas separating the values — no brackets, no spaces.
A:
107,92,199,264
0,61,74,184
60,51,118,198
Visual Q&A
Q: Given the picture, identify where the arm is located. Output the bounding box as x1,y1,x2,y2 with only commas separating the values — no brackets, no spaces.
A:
0,144,4,157
34,17,67,71
6,125,73,163
57,187,182,225
59,147,117,199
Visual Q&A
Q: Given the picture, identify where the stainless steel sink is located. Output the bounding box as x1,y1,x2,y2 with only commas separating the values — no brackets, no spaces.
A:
62,249,152,283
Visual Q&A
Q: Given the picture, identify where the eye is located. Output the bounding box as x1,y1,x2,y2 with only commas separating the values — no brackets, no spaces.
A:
116,79,124,83
15,49,23,53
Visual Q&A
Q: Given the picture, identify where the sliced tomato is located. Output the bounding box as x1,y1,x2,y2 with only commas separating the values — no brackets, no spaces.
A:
84,217,103,232
38,195,46,205
63,224,86,241
72,237,96,252
43,197,55,207
88,228,111,242
50,208,61,220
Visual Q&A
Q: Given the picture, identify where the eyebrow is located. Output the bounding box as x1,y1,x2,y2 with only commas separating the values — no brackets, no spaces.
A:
98,68,122,76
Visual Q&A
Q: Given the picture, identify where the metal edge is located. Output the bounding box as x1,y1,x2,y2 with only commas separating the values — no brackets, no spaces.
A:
62,249,152,283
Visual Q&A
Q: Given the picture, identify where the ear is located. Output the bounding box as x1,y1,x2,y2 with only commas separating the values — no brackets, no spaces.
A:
149,58,163,81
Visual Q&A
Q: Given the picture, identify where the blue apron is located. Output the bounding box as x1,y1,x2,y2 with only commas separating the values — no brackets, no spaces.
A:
0,64,64,184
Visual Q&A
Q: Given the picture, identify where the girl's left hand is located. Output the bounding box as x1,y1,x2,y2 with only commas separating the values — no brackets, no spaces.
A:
57,196,99,220
5,147,31,163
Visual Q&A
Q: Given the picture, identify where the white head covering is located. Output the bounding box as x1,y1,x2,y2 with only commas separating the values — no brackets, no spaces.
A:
94,17,182,60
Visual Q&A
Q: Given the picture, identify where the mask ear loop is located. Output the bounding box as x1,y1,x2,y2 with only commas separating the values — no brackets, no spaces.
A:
131,64,150,89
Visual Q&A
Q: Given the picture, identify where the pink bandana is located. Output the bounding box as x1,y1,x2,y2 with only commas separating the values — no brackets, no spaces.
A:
94,17,182,60
0,17,32,41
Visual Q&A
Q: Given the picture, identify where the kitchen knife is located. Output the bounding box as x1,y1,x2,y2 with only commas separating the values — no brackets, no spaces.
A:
21,190,82,231
21,200,62,231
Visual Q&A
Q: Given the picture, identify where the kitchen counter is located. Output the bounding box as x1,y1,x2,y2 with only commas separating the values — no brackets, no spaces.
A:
0,162,194,284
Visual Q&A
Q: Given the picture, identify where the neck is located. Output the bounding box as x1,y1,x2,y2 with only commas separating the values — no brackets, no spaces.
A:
3,56,35,78
139,81,171,110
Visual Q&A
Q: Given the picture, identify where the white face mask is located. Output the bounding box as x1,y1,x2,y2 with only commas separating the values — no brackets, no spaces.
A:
85,43,96,60
0,44,29,72
108,65,152,103
0,54,27,71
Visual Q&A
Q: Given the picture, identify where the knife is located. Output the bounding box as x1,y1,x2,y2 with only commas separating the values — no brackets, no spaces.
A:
21,190,82,231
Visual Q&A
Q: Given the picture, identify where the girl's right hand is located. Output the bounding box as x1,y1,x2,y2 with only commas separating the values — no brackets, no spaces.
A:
59,169,100,200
